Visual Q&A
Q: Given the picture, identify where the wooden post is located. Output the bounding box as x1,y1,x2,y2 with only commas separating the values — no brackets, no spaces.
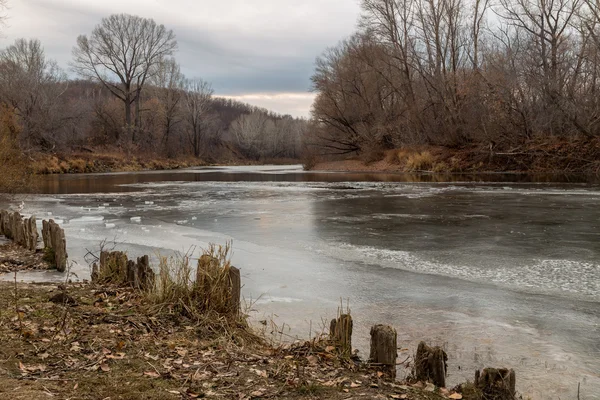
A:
329,314,353,356
475,368,516,399
42,219,49,248
369,324,397,379
415,341,447,387
93,251,154,290
48,220,67,272
25,216,38,251
228,266,241,316
14,212,24,246
136,255,154,290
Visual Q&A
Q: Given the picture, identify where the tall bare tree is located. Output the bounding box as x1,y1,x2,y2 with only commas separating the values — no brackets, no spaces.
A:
150,58,185,149
72,13,177,141
183,78,214,157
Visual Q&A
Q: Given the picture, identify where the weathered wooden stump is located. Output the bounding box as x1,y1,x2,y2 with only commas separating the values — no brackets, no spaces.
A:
228,266,241,316
329,314,353,356
0,209,7,236
415,341,447,387
475,368,516,399
24,216,38,251
93,251,155,290
46,219,67,272
95,251,128,283
136,255,154,290
13,212,24,246
195,255,241,316
42,219,49,248
369,324,397,379
0,210,39,251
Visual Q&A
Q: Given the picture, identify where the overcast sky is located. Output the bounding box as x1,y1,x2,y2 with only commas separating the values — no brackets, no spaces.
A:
0,0,361,117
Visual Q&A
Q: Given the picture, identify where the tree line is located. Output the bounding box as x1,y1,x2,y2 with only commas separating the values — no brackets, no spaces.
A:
310,0,600,155
0,13,307,162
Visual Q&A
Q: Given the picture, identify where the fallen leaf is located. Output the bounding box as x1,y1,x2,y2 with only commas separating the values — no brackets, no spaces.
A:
144,371,160,378
73,383,78,390
449,394,463,399
251,368,268,378
250,388,266,396
325,346,335,353
306,355,318,364
350,382,361,388
144,353,159,361
100,363,110,372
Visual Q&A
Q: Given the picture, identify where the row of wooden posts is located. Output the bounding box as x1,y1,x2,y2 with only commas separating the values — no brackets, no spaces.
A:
0,209,68,272
91,251,241,316
91,251,156,291
329,313,517,399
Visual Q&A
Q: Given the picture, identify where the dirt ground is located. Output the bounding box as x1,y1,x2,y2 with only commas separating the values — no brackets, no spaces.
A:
0,281,470,400
0,240,51,274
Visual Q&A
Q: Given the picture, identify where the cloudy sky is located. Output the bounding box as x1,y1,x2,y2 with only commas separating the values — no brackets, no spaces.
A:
0,0,361,117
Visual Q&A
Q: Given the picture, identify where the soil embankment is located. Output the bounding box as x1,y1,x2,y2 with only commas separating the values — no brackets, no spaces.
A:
311,137,600,175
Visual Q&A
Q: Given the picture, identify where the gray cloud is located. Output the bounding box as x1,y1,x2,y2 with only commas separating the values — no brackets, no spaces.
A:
0,0,360,115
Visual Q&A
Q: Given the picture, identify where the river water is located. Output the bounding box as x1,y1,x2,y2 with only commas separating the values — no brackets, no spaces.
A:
1,165,598,399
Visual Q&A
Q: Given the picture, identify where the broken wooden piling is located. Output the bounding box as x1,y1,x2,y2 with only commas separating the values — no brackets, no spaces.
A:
475,367,516,399
0,210,41,252
92,251,154,290
42,219,67,272
369,324,397,379
415,341,448,387
329,314,353,356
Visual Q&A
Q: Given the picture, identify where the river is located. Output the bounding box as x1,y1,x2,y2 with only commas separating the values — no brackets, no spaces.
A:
1,165,598,399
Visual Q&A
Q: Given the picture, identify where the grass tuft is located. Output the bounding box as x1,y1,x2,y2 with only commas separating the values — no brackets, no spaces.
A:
405,151,435,171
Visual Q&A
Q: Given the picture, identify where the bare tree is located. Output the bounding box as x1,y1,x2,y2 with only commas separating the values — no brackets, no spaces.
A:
150,58,185,149
72,13,177,141
183,78,214,157
0,39,66,149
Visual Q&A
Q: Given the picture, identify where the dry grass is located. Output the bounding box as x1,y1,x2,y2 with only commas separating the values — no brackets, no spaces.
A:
144,244,256,345
405,151,435,171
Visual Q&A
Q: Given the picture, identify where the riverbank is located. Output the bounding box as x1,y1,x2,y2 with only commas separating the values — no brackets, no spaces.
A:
28,148,301,175
30,150,210,175
310,137,600,175
0,236,493,400
0,281,468,400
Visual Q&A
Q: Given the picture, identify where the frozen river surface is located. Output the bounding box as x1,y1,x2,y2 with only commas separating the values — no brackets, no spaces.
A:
1,165,599,399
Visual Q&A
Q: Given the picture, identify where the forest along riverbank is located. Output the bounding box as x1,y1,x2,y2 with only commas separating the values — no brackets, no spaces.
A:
309,139,600,175
1,165,599,399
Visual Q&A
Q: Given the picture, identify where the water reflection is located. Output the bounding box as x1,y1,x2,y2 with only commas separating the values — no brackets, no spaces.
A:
30,166,599,194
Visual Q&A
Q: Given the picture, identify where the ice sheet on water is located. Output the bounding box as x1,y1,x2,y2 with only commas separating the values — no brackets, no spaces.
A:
70,216,105,223
145,201,154,205
104,223,116,229
255,296,303,304
130,216,142,223
322,241,600,301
